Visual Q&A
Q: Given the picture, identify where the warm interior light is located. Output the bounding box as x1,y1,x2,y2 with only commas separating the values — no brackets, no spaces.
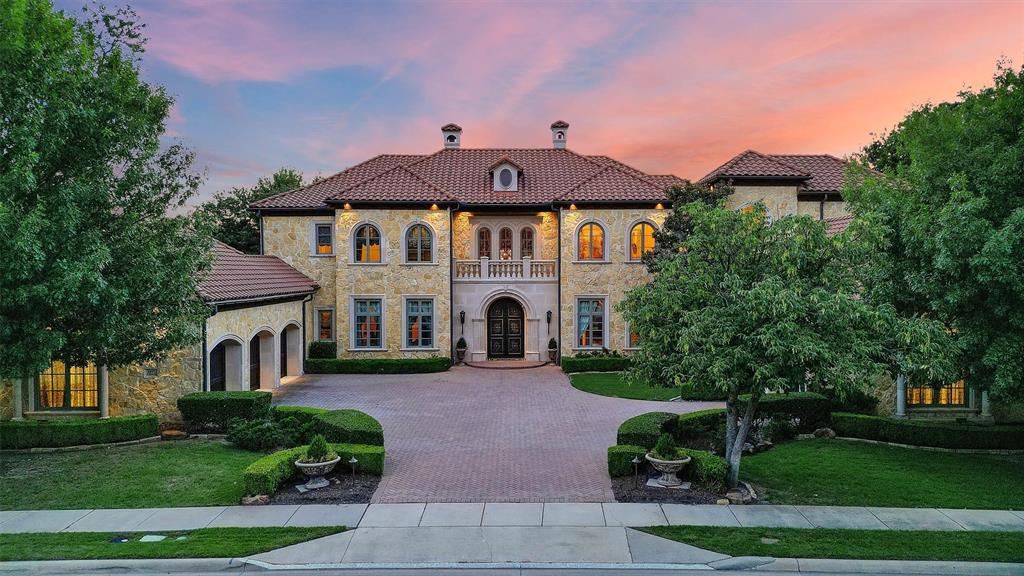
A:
655,203,664,210
343,203,352,210
569,203,577,210
430,203,439,210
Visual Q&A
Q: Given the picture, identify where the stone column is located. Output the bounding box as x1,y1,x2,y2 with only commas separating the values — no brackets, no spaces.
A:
981,390,991,418
12,377,24,420
523,256,532,279
99,365,109,418
481,256,490,279
895,373,907,419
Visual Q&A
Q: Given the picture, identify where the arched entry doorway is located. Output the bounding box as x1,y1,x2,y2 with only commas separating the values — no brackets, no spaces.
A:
209,338,242,391
249,329,275,390
280,323,301,378
487,297,524,359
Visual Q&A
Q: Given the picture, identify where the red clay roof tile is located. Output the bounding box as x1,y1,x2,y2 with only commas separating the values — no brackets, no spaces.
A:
198,241,318,303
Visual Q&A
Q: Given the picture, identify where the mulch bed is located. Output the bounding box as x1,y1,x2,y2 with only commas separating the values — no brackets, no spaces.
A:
269,473,380,504
612,473,720,504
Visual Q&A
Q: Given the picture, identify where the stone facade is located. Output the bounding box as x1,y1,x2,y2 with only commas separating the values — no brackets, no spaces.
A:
108,345,203,422
797,199,850,220
206,298,306,389
334,208,452,358
726,184,800,220
559,207,668,355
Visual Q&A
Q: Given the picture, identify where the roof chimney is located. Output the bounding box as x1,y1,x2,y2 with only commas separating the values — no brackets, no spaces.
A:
551,120,569,149
441,123,462,149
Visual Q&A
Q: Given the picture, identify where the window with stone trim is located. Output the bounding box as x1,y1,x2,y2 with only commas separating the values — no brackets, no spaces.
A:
629,222,656,261
576,298,605,348
353,298,383,349
405,299,434,348
405,224,433,263
317,309,335,341
907,380,966,407
577,222,605,260
36,361,98,410
478,228,492,259
315,223,333,255
520,228,534,259
354,224,382,263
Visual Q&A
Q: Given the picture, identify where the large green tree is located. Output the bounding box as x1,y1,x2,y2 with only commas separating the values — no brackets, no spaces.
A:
0,0,211,378
621,202,952,488
849,62,1024,401
643,180,732,272
196,168,303,253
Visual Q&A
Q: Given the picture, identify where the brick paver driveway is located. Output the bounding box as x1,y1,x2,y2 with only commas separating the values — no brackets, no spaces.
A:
273,366,721,503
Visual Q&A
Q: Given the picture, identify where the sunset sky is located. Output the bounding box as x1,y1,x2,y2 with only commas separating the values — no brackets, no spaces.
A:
59,0,1024,202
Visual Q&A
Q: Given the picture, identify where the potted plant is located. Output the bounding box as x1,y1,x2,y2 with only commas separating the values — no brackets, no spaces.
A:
455,337,468,364
645,433,691,487
294,434,341,490
547,338,558,363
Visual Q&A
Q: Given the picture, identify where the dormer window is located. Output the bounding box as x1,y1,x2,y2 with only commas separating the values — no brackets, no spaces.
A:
490,158,522,192
498,168,513,188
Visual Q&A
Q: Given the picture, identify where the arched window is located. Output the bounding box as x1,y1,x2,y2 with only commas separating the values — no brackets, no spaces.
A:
353,223,382,263
499,227,513,260
629,222,656,261
520,227,534,259
478,228,492,259
577,222,605,261
405,224,433,263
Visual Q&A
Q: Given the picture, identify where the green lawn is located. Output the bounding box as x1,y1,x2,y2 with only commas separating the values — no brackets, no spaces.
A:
642,526,1024,563
569,372,680,401
742,438,1024,509
0,527,345,561
0,440,262,510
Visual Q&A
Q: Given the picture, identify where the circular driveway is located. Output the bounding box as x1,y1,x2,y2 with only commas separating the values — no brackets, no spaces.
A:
273,365,721,503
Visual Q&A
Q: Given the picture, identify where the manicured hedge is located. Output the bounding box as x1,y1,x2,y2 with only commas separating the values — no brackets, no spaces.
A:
606,444,727,492
560,356,631,374
616,412,677,448
177,391,272,432
243,442,385,495
832,412,1024,450
305,356,449,374
676,409,726,445
308,340,337,359
312,409,384,446
747,392,831,431
677,384,729,401
0,415,159,450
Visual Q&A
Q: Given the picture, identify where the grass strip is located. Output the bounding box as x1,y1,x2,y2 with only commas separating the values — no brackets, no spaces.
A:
641,525,1024,563
570,372,680,401
0,526,345,561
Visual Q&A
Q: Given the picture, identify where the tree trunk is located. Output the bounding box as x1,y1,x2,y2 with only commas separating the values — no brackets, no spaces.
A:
724,394,758,489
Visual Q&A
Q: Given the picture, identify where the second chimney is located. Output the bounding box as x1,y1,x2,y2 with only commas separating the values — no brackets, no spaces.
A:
441,123,462,149
551,120,569,149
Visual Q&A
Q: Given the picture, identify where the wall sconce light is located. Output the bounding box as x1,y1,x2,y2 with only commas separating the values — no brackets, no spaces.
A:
343,203,352,210
569,203,577,210
655,203,664,210
460,310,465,334
546,310,552,335
430,203,439,211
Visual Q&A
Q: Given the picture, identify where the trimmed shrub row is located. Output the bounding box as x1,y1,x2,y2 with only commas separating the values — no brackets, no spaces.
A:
305,356,449,374
748,392,831,431
243,442,385,495
177,391,272,432
0,415,159,450
832,412,1024,451
308,340,337,359
560,356,631,374
616,412,678,447
269,405,384,446
606,444,727,491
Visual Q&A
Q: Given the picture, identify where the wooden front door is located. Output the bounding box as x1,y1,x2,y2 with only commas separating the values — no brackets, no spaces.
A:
487,298,524,359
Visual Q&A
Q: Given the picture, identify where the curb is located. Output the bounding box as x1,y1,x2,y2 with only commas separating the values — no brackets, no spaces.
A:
0,557,246,574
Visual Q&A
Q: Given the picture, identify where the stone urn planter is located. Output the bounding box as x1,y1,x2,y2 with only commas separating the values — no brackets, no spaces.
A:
644,452,692,487
455,347,467,364
295,455,341,490
547,347,557,363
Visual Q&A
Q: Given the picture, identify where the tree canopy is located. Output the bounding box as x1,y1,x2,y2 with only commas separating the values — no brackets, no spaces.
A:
621,202,953,487
848,62,1024,401
0,0,211,377
195,168,303,254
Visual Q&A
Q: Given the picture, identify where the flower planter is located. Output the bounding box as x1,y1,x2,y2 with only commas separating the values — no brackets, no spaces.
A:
295,456,341,490
455,348,467,364
644,453,691,487
547,348,557,363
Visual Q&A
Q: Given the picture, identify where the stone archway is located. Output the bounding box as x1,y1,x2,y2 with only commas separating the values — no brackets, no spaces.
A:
486,297,525,359
248,329,276,390
280,323,301,378
209,337,242,391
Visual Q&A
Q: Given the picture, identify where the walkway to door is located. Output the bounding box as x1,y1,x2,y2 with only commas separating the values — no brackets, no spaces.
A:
272,365,721,503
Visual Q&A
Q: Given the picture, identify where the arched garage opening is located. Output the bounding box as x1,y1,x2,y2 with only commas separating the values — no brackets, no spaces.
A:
249,329,276,390
280,323,301,378
209,338,242,391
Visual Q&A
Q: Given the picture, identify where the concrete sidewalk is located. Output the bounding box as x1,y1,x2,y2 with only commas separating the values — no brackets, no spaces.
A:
2,502,1023,534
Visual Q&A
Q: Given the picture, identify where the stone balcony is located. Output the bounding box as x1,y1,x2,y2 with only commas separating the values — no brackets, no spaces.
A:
454,258,557,282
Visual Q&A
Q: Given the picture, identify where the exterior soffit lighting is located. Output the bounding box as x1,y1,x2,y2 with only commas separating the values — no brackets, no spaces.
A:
343,203,352,210
569,203,577,210
430,203,439,210
655,203,664,210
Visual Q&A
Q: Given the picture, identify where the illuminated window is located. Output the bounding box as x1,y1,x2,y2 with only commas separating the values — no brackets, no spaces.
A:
520,228,534,259
36,361,98,410
315,223,333,255
353,298,383,348
577,298,605,348
405,224,433,263
907,380,966,407
317,309,334,341
626,324,641,349
478,228,492,259
499,227,513,260
737,203,773,224
629,222,656,260
405,299,434,348
578,223,605,261
353,224,382,263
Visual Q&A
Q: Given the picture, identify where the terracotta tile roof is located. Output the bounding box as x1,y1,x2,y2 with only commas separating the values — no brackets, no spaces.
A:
699,150,810,184
198,241,318,303
825,214,854,236
772,154,848,194
252,148,678,209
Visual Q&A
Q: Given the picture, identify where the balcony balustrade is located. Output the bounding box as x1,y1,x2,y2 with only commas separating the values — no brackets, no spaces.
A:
453,257,557,282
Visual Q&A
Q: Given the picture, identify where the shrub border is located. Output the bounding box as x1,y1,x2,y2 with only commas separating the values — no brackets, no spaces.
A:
0,414,161,450
243,442,385,496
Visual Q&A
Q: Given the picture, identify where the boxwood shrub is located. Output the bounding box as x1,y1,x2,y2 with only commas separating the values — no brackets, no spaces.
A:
606,444,727,492
308,341,337,359
311,409,384,446
177,391,272,432
0,415,159,450
832,412,1024,450
746,392,831,431
243,442,385,495
676,409,726,446
608,444,647,477
305,356,449,374
616,411,677,448
561,355,631,374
